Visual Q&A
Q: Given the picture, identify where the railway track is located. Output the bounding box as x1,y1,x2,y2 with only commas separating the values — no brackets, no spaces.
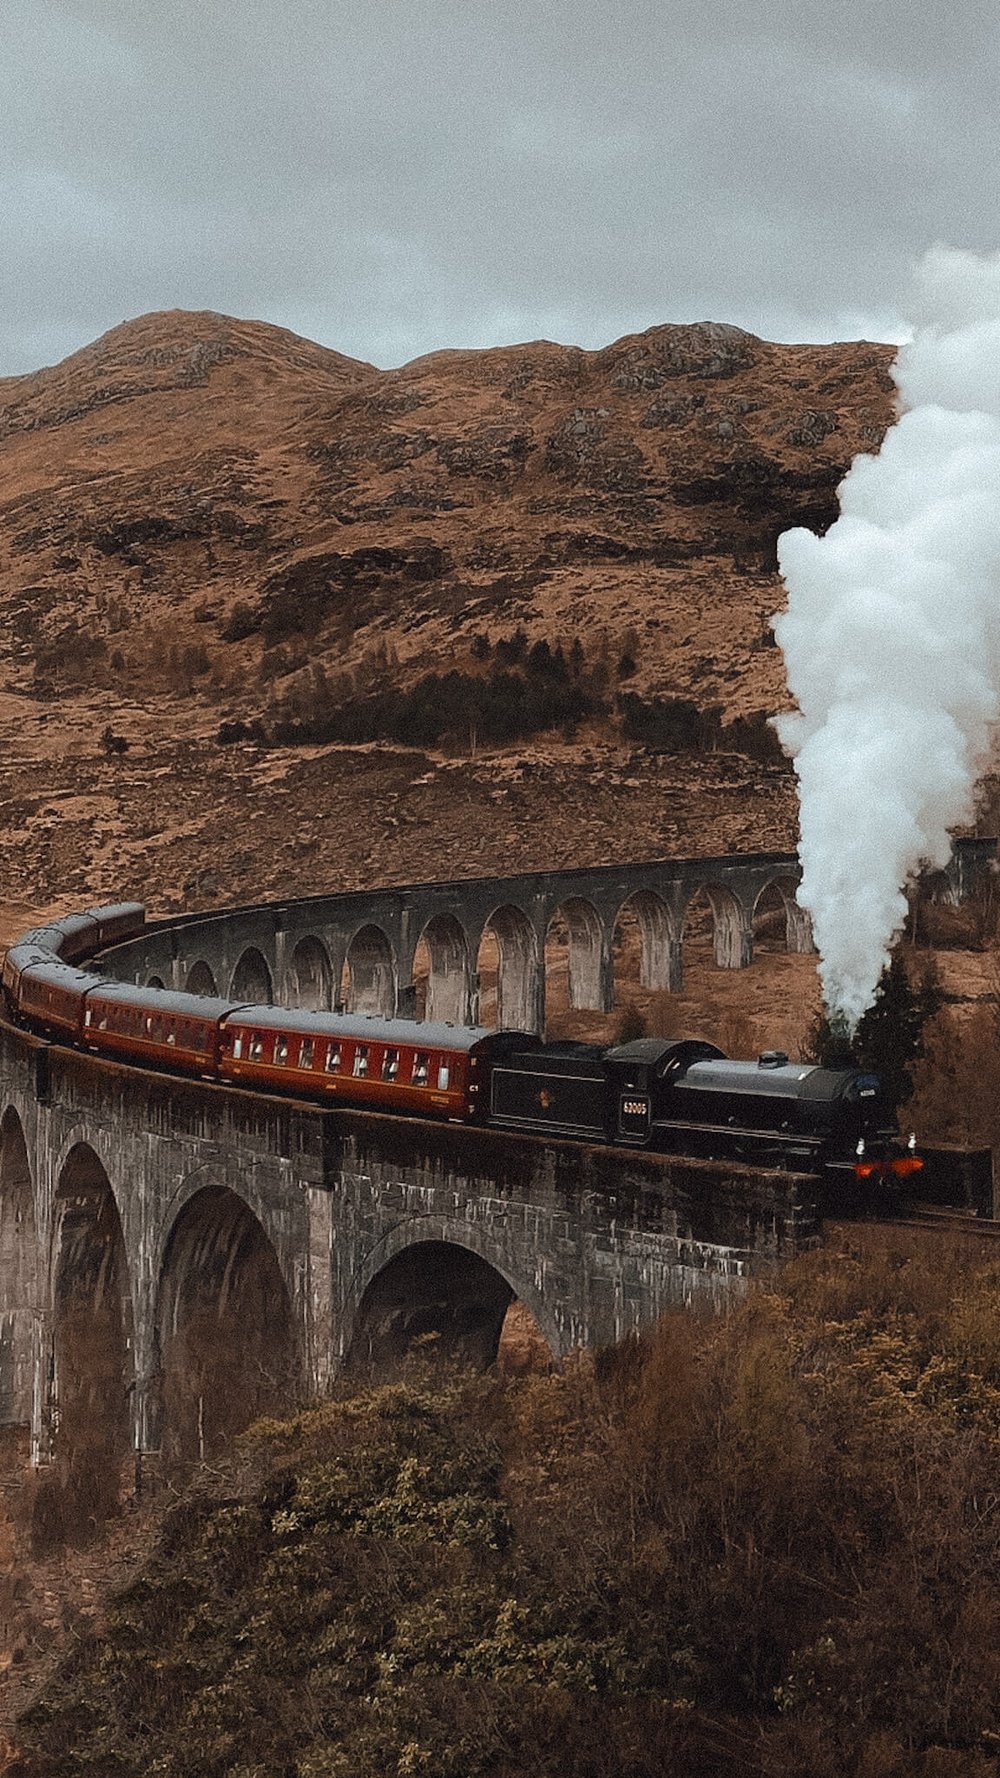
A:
834,1202,1000,1241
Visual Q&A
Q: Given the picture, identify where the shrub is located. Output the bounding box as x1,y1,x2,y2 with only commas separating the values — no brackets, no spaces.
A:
21,1247,1000,1777
618,692,710,752
615,1004,648,1043
257,651,608,752
617,694,789,764
99,724,129,757
221,600,260,642
494,627,528,666
216,718,266,746
805,952,943,1112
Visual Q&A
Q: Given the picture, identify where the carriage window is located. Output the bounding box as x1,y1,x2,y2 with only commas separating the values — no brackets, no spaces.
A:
98,1016,108,1031
232,1035,243,1058
412,1051,429,1085
275,1035,289,1065
166,1027,176,1045
382,1048,399,1081
299,1038,315,1069
325,1042,342,1072
84,1008,93,1027
353,1046,369,1077
437,1061,450,1090
249,1034,264,1062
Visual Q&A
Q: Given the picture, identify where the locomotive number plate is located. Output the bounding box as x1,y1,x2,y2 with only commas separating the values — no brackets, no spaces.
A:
622,1099,648,1117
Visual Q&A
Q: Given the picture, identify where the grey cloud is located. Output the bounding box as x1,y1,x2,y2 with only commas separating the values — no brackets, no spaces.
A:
2,0,999,375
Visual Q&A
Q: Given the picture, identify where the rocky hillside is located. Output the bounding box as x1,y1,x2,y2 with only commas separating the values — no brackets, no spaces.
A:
0,310,894,716
0,310,898,921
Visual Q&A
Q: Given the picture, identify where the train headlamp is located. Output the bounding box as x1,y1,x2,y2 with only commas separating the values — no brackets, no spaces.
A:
891,1155,923,1177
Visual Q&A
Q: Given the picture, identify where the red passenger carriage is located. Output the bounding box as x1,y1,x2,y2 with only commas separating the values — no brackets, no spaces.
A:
217,1008,533,1120
18,963,103,1042
82,983,239,1076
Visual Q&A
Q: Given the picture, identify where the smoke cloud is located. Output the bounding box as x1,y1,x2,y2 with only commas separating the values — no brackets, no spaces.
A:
774,245,1000,1027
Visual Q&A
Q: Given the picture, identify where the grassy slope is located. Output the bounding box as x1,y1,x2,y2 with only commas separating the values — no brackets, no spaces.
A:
13,1230,1000,1778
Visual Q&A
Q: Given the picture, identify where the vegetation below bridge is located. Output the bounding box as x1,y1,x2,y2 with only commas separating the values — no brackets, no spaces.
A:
12,1230,1000,1778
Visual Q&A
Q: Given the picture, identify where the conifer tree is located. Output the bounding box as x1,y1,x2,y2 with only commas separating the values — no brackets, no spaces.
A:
804,951,942,1111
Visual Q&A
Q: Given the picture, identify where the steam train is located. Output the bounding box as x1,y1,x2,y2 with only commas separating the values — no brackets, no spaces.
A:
1,903,921,1191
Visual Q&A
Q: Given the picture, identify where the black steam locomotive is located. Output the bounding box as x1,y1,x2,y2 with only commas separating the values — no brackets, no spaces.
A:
490,1036,920,1187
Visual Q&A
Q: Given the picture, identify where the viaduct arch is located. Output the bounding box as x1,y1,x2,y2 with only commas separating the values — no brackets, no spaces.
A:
105,848,830,1037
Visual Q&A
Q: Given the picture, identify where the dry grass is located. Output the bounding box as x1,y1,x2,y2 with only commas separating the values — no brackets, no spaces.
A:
13,1236,1000,1776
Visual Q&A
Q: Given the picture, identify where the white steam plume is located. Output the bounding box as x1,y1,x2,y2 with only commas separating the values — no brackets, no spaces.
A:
774,246,1000,1029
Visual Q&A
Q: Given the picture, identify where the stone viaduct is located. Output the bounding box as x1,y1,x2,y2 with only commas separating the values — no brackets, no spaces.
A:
110,849,818,1030
0,840,990,1496
99,840,991,1030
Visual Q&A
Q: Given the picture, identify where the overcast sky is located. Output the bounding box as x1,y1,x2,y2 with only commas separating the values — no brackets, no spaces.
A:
1,0,998,377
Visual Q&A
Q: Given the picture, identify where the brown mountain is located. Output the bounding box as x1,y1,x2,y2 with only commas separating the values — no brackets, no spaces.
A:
0,309,898,924
0,309,894,710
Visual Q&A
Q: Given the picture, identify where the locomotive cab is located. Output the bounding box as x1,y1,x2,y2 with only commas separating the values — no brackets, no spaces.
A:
604,1038,725,1146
